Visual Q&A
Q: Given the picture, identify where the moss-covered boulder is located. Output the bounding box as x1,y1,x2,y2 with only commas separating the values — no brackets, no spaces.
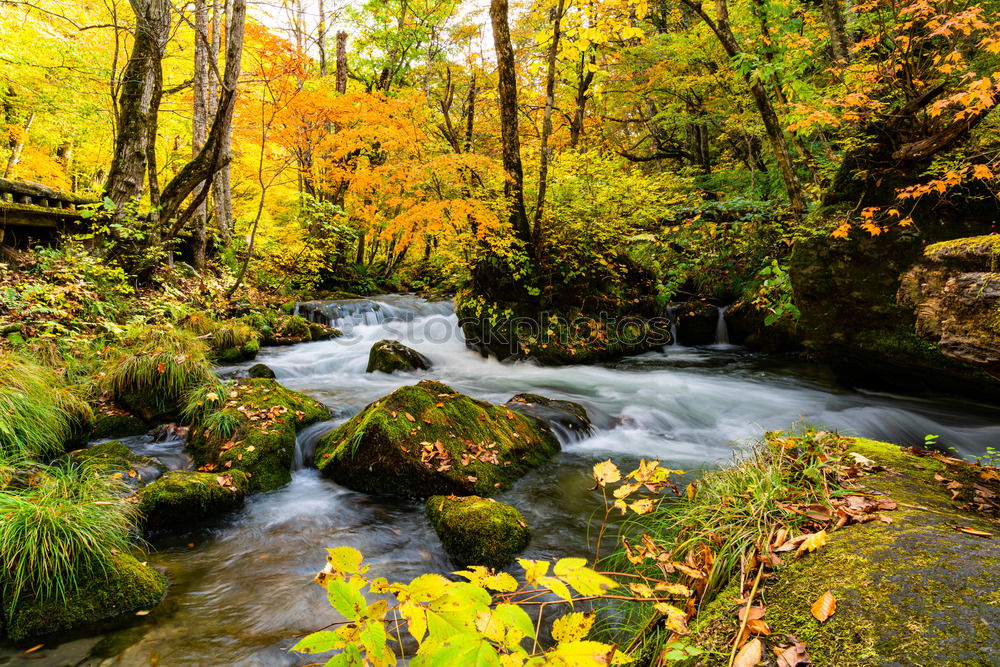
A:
366,339,432,373
68,440,166,489
187,379,328,492
248,363,276,379
261,315,343,346
4,554,167,641
314,380,560,497
505,393,592,441
138,470,250,530
92,406,148,440
426,495,530,569
689,437,1000,665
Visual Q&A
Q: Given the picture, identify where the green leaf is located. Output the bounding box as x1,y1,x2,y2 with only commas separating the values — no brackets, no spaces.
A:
292,630,341,654
326,546,368,575
327,580,368,621
493,602,535,640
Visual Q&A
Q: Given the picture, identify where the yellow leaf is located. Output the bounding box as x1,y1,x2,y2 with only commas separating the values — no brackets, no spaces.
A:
593,460,621,486
797,530,828,554
811,590,836,622
552,611,595,643
653,603,688,634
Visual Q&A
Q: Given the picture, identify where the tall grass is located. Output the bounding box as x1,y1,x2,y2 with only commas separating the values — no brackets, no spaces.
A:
100,324,213,416
0,352,88,461
602,429,841,660
0,461,140,608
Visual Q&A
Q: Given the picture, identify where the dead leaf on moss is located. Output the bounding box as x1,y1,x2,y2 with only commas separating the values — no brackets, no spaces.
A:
733,638,762,667
810,591,836,622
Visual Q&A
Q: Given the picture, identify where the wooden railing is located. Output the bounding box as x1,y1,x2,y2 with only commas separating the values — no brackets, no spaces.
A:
0,178,99,246
0,177,97,212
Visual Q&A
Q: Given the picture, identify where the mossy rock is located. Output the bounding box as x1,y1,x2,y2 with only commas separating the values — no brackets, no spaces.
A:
689,438,1000,665
505,393,592,440
426,495,530,569
91,407,148,440
4,554,167,641
308,322,342,342
215,338,260,364
366,339,432,373
187,379,328,492
314,380,560,497
248,363,277,379
138,469,250,530
68,440,166,489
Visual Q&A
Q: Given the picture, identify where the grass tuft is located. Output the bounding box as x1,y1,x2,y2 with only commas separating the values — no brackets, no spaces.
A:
100,324,213,418
0,460,141,610
0,351,86,461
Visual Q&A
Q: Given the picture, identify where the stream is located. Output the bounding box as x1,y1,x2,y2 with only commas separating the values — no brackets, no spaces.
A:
4,295,1000,666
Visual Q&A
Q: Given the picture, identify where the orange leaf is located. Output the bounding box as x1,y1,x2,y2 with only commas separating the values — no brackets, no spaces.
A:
811,590,836,622
733,638,762,667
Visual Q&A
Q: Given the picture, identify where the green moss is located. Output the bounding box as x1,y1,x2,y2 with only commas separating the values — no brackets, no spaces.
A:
139,469,249,530
308,322,342,342
187,379,328,492
366,339,431,373
68,440,166,487
4,554,166,641
925,234,1000,267
314,380,560,497
91,408,148,440
687,437,1000,665
426,495,530,569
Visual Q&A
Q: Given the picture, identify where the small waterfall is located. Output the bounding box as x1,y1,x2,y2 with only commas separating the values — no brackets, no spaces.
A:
292,420,338,470
666,305,679,346
714,306,730,345
294,300,385,329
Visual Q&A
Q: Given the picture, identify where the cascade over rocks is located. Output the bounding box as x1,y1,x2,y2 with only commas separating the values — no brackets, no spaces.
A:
314,380,560,497
366,339,432,373
425,495,530,569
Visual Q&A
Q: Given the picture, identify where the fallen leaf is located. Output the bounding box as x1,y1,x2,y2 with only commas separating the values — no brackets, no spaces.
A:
775,638,811,667
22,644,44,655
954,525,993,538
405,412,415,422
135,610,150,616
811,591,836,622
747,618,771,635
733,638,762,667
848,452,874,465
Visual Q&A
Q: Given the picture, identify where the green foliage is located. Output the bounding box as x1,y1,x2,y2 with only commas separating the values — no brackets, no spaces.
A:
752,259,801,326
294,546,626,666
99,324,213,418
0,351,88,461
0,461,140,610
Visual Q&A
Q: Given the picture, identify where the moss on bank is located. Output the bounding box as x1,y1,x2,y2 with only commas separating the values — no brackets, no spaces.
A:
686,438,1000,665
4,554,166,641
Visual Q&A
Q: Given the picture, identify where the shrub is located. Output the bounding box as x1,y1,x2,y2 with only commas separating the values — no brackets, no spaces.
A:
100,324,213,419
0,461,140,609
0,352,89,461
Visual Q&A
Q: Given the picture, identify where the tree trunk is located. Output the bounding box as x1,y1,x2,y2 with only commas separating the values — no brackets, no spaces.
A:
821,0,851,64
682,0,807,220
212,0,234,242
158,0,246,239
490,0,532,246
318,0,328,77
464,72,476,152
336,32,348,94
3,112,33,179
191,0,211,268
105,0,171,207
569,53,595,148
533,0,565,239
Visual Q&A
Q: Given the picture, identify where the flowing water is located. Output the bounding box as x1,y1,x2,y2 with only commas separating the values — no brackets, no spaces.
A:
4,295,1000,666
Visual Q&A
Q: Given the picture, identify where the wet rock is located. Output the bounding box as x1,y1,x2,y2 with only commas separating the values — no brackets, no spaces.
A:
505,393,592,441
366,339,432,374
67,440,166,489
314,380,560,497
426,495,530,569
186,379,329,492
92,407,148,441
138,469,250,530
247,363,276,379
899,235,1000,371
4,554,167,641
670,301,717,346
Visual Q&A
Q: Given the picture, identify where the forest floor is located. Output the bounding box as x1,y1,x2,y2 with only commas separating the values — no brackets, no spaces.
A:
690,438,1000,666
